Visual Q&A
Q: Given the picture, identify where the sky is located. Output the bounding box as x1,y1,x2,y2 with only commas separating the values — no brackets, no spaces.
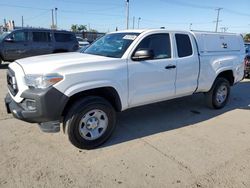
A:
0,0,249,33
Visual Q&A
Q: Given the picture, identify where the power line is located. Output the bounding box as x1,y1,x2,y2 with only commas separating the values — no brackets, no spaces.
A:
223,8,250,17
160,0,250,17
61,5,123,13
0,3,123,17
60,9,123,17
54,0,122,6
160,0,215,10
0,3,50,11
25,10,51,21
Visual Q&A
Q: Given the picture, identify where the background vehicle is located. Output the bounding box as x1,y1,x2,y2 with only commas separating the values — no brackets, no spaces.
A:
0,29,79,64
76,36,90,48
5,29,245,149
244,55,250,78
245,42,250,55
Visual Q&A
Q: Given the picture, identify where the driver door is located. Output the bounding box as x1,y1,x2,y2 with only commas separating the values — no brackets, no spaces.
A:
128,33,177,107
3,30,30,61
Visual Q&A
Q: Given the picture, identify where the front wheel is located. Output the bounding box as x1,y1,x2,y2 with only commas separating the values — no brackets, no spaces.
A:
205,78,230,109
64,96,116,149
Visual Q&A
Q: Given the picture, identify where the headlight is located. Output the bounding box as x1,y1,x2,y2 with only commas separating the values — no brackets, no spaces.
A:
24,73,64,89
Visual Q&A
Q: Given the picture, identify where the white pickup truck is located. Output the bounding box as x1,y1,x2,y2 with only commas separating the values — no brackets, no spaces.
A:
5,29,245,149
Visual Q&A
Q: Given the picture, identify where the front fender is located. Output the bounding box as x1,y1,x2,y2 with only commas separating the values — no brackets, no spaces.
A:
54,80,128,111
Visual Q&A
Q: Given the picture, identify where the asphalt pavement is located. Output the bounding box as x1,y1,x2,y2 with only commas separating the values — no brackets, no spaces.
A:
0,62,250,188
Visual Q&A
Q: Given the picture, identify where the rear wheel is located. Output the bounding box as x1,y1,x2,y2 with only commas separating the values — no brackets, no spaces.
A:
64,96,116,149
205,78,230,109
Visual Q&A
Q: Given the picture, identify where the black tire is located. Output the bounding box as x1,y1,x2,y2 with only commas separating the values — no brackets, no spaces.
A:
0,57,2,65
63,96,116,149
205,77,230,109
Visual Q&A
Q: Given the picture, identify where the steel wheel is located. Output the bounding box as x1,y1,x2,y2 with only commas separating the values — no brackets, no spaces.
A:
215,85,228,104
64,96,116,149
78,109,108,140
205,77,230,109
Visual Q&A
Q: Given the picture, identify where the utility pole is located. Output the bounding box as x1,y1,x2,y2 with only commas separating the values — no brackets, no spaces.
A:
55,8,58,29
4,18,6,26
132,16,135,29
189,23,192,30
51,9,54,29
126,0,129,29
21,16,24,28
215,8,222,32
138,17,141,29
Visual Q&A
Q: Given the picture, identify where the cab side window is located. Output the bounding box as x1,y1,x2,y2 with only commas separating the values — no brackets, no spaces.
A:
175,34,193,57
135,34,171,59
32,32,51,42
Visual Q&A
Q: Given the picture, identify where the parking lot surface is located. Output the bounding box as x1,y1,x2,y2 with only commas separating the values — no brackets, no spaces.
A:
0,62,250,188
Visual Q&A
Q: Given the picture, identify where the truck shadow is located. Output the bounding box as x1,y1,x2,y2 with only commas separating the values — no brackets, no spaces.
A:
102,80,250,148
0,64,9,70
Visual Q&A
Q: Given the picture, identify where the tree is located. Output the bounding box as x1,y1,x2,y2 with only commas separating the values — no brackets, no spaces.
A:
71,24,78,32
71,24,97,33
78,25,87,32
244,33,250,42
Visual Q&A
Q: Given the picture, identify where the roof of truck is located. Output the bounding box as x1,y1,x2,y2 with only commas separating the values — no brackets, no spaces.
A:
110,29,239,35
109,29,146,34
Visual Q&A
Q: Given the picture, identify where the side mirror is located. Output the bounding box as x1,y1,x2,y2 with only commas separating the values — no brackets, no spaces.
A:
5,38,14,42
132,49,154,61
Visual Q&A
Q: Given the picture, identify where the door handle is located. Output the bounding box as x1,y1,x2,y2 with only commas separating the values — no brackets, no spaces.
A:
165,65,176,69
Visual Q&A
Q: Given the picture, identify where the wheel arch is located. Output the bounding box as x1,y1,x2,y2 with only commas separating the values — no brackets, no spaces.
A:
62,86,122,117
216,70,234,86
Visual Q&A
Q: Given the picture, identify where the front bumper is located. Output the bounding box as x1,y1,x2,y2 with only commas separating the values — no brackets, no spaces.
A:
5,87,68,131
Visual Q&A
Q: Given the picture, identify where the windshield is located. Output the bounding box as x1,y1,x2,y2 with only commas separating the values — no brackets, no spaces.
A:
0,32,10,41
84,32,139,58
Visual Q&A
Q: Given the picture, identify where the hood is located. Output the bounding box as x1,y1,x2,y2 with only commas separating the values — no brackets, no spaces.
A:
16,52,114,74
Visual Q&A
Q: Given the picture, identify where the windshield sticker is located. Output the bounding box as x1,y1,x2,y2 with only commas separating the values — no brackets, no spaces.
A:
123,35,137,40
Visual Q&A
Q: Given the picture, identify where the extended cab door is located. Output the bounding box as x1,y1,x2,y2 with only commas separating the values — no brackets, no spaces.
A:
174,33,199,96
128,33,177,107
